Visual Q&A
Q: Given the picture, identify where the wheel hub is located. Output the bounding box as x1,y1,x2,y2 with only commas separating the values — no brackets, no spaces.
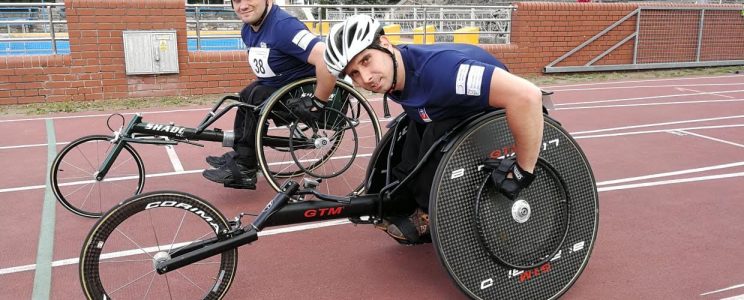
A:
152,251,171,269
511,199,531,223
314,137,330,149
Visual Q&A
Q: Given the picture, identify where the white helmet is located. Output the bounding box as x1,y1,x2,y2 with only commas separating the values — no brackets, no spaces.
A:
324,15,383,77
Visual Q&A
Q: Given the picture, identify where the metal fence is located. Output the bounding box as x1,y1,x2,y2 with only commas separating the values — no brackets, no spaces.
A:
545,6,744,73
186,4,514,51
0,2,67,55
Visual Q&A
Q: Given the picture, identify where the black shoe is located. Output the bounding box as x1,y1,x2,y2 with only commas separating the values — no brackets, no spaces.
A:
206,151,237,168
202,161,257,190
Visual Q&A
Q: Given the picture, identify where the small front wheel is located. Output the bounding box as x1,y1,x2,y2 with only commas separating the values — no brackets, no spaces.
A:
79,191,238,300
51,135,145,218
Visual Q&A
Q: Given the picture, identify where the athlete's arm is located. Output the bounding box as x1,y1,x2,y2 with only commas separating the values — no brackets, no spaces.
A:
306,42,335,101
487,68,543,173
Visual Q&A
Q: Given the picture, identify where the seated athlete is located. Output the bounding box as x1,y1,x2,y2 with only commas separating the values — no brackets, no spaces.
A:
323,15,545,244
203,0,335,189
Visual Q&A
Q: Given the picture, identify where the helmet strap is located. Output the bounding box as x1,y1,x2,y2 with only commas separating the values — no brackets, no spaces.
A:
368,44,397,118
251,0,270,28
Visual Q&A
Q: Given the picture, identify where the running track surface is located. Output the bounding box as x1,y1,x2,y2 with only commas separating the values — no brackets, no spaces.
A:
1,73,743,299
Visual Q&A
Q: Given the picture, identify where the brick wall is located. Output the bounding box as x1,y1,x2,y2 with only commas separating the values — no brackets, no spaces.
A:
0,1,742,105
0,0,253,105
496,2,744,74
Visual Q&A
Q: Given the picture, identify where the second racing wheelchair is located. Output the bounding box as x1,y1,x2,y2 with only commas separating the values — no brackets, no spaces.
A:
50,78,381,218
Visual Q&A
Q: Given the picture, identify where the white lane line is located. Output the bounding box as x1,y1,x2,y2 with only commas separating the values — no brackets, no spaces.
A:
555,90,744,107
549,83,744,92
2,168,744,275
3,121,741,193
676,130,744,149
0,184,47,193
675,87,737,99
597,171,744,192
555,98,744,111
1,118,387,151
0,153,373,194
0,219,352,275
5,115,740,151
701,283,744,296
571,115,744,135
0,108,212,123
574,124,744,140
721,295,744,300
542,74,740,89
0,142,69,151
163,138,184,172
0,98,388,124
596,161,744,186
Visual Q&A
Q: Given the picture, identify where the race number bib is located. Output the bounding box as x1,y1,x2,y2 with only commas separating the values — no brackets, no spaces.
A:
248,47,276,78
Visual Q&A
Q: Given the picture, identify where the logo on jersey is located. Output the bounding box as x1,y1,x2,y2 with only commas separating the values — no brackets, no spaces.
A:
418,108,432,122
455,63,485,96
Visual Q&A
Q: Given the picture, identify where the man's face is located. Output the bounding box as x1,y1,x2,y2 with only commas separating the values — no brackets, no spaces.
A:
344,43,394,94
232,0,266,25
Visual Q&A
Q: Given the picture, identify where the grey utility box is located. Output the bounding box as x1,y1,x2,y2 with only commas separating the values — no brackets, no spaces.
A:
123,30,179,75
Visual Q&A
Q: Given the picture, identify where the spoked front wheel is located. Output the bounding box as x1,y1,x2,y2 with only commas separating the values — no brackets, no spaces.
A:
79,191,237,300
51,135,145,218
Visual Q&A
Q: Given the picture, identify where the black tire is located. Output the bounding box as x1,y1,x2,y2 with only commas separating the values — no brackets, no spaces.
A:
430,111,599,300
256,78,382,195
51,135,145,218
79,191,238,300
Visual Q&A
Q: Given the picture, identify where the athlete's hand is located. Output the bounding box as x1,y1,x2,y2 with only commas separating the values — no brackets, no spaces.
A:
286,95,325,124
483,157,535,199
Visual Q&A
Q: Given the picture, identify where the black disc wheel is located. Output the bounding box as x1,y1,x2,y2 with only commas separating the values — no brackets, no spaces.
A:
79,192,238,300
430,111,599,300
51,135,145,218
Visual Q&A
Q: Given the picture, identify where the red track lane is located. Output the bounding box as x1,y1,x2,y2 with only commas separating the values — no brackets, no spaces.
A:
0,73,743,299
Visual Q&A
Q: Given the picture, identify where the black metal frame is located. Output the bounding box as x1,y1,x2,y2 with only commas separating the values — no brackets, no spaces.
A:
94,94,317,180
152,110,494,275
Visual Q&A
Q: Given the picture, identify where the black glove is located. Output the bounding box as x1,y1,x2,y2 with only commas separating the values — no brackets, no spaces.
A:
286,95,325,124
483,157,536,200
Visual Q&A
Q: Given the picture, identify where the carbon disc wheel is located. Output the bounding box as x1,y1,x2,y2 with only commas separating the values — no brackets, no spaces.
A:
430,111,598,299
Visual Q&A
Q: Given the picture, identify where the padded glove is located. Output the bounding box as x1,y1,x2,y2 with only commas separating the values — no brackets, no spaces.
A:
483,157,536,199
286,95,325,124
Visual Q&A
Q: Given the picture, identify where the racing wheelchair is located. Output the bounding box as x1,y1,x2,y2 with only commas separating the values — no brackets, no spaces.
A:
49,78,381,218
78,103,599,299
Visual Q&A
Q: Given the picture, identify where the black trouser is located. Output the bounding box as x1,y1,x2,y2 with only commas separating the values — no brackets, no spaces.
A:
233,81,278,168
391,118,461,213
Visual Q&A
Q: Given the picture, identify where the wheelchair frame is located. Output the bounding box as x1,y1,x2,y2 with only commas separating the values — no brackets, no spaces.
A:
79,108,599,300
49,78,381,218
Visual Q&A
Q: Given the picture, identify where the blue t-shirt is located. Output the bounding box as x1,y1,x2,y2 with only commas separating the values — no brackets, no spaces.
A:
388,44,508,124
241,5,320,87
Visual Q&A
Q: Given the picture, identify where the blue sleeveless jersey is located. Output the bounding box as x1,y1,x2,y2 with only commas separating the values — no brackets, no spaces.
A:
241,5,320,87
388,44,508,124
